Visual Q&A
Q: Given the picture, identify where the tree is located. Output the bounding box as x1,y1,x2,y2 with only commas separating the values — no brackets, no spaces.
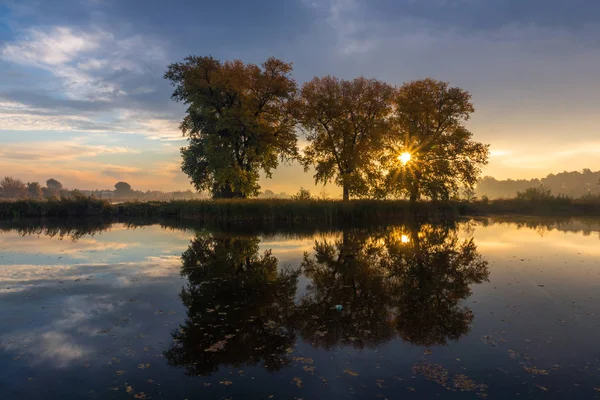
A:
385,79,489,202
165,56,298,198
296,76,395,201
114,181,132,197
0,177,27,199
26,182,43,199
45,178,63,197
291,187,312,200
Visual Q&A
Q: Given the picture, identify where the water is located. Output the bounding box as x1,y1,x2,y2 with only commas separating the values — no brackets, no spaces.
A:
1,218,600,399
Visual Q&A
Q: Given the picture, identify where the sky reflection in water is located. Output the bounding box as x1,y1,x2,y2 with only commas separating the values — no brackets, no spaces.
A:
1,218,600,399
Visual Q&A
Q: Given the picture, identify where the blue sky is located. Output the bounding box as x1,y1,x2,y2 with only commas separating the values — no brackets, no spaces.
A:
1,0,599,193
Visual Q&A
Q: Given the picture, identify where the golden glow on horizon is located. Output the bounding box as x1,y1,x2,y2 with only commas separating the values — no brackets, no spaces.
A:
401,234,410,244
398,152,412,165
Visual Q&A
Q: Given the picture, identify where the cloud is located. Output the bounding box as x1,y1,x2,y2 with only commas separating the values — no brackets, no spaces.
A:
0,140,135,161
1,27,101,66
1,26,166,101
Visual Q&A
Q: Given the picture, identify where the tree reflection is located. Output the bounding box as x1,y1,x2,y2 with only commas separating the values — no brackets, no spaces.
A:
297,222,489,348
164,232,300,376
387,223,490,346
165,223,489,376
297,230,397,349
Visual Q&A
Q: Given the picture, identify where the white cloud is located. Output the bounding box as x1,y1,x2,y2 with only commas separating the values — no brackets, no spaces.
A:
1,27,101,66
0,26,166,101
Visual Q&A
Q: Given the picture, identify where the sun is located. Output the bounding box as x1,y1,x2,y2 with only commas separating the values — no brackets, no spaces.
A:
401,234,410,244
398,152,412,165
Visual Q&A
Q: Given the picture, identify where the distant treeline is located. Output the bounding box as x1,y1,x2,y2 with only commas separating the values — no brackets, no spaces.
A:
476,169,600,199
0,177,206,201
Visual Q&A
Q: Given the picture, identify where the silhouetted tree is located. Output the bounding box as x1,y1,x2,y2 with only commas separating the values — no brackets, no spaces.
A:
384,79,489,202
0,177,27,199
114,181,132,197
296,76,395,201
164,233,300,376
46,178,63,191
165,56,298,198
26,182,43,199
292,187,312,200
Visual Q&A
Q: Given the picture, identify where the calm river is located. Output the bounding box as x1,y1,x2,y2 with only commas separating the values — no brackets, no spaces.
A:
1,218,599,399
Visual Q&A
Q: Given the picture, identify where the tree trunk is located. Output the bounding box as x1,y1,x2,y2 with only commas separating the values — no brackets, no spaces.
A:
409,171,421,205
343,184,349,201
212,182,246,199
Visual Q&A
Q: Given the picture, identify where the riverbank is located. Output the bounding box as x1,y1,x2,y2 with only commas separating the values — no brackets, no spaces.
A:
1,196,599,221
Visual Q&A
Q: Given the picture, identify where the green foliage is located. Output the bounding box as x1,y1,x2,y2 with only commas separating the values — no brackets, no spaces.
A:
296,76,395,200
384,79,489,202
165,56,298,198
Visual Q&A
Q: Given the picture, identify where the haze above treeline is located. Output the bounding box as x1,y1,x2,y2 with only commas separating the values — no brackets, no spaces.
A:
2,169,599,200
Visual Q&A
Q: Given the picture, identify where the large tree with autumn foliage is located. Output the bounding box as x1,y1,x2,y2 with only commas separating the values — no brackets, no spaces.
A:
383,79,489,202
296,76,395,201
165,56,298,198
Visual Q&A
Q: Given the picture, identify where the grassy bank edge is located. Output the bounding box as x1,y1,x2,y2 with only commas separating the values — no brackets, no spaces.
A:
2,197,600,221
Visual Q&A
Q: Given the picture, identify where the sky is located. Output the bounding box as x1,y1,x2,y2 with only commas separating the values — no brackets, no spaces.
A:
1,0,599,194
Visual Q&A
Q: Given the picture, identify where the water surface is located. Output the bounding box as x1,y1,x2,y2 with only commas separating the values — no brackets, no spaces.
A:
1,218,600,399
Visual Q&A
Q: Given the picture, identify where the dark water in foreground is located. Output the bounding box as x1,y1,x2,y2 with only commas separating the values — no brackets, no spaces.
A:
1,218,600,399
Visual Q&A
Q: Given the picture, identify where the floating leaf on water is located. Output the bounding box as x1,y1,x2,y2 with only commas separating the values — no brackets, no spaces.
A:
219,380,233,386
292,377,303,388
204,340,227,352
303,366,316,374
137,363,150,369
523,366,548,375
344,369,359,377
292,357,314,365
115,371,125,376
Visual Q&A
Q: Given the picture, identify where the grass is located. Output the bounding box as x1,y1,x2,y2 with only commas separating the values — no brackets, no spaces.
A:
2,195,600,222
0,198,456,221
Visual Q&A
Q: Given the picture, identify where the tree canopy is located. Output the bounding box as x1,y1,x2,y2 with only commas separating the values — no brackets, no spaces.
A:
384,79,489,201
46,178,63,191
296,76,395,200
26,182,43,199
165,56,298,198
114,181,132,196
0,177,26,199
